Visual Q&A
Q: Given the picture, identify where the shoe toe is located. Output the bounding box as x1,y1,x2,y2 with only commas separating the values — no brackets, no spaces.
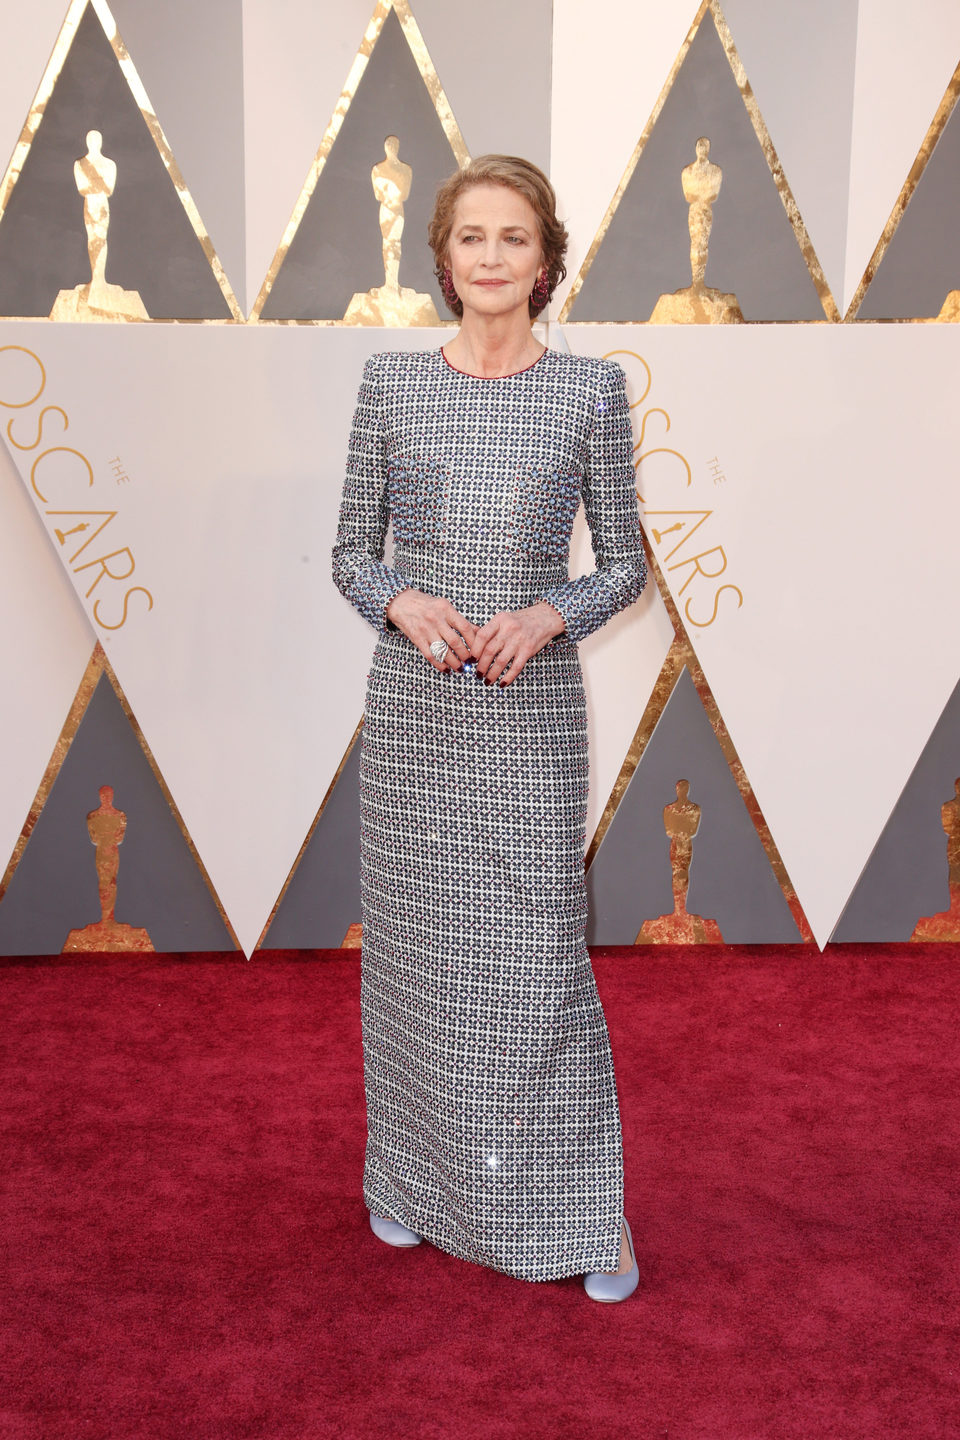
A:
583,1217,639,1303
583,1266,639,1302
369,1212,422,1247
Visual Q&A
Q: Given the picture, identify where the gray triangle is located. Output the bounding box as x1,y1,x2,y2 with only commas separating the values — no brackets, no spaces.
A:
0,672,235,954
831,674,960,940
260,736,362,949
571,12,824,322
586,667,801,944
261,8,460,320
857,96,960,318
0,4,232,319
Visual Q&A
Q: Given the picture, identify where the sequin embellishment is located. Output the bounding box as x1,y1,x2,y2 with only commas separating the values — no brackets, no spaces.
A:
332,348,647,1283
508,463,582,557
387,456,451,544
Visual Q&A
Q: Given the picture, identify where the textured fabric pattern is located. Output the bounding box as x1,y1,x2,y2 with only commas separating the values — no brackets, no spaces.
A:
332,347,646,1282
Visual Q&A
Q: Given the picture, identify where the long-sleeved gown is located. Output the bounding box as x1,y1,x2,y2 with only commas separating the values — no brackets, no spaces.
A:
332,346,646,1281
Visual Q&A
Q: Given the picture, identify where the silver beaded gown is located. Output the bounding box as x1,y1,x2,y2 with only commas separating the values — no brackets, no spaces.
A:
332,346,646,1282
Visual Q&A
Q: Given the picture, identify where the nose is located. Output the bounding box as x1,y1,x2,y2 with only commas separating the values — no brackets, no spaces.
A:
480,235,501,267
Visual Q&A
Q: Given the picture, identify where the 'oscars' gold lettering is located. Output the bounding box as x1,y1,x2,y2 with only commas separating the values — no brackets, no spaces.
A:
607,350,652,408
633,447,692,502
0,345,46,409
54,521,89,545
73,545,136,597
0,341,151,630
607,346,743,629
30,446,94,503
93,585,154,630
685,584,744,628
644,509,712,562
45,510,119,563
6,405,69,451
634,406,671,450
668,544,729,596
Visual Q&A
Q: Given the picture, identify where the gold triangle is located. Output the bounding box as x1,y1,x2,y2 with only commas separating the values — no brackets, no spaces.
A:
559,0,838,324
0,641,241,949
248,0,469,324
586,547,813,945
845,59,960,322
0,0,243,322
253,718,364,951
585,637,686,870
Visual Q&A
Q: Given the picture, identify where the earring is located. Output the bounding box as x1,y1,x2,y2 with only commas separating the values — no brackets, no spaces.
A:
441,267,459,309
530,270,550,311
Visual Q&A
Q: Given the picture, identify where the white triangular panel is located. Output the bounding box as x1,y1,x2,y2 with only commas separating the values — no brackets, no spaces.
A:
565,323,960,948
549,327,677,844
550,0,697,319
722,0,859,316
241,0,373,316
0,434,94,876
577,534,675,849
0,1,69,179
109,0,246,314
844,0,960,315
0,322,448,954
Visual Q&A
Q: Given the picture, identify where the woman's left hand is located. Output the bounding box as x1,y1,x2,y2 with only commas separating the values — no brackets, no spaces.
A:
472,601,566,687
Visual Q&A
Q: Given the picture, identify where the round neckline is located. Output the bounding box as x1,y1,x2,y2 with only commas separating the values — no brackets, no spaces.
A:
439,345,548,380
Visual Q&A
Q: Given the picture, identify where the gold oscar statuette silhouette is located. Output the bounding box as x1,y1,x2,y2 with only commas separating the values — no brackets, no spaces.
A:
936,290,960,321
62,785,154,952
649,137,743,325
911,778,960,940
49,130,149,322
343,135,441,326
636,779,724,943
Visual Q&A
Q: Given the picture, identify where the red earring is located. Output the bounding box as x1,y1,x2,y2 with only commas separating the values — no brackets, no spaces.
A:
441,267,459,309
530,270,550,311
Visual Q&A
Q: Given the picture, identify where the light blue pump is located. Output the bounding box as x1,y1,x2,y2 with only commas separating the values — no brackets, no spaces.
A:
369,1211,422,1247
583,1218,639,1303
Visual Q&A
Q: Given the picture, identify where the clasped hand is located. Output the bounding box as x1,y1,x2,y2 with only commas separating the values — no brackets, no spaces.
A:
385,589,565,686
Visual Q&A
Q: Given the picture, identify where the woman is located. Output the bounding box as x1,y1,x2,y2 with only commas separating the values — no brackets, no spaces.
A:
332,156,646,1301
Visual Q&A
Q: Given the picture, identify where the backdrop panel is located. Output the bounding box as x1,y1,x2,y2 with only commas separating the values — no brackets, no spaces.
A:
564,323,960,947
587,665,802,945
720,0,859,311
843,0,960,314
0,662,236,954
0,323,450,954
0,437,93,895
0,0,239,320
562,2,829,323
833,678,960,942
0,0,958,954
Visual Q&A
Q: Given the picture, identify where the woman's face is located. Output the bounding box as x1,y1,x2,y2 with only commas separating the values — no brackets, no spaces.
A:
446,183,543,321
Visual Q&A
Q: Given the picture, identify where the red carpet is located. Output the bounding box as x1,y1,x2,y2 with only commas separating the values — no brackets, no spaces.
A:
2,945,959,1439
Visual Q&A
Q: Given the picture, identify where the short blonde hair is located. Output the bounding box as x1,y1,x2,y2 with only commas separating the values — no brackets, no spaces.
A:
427,155,568,319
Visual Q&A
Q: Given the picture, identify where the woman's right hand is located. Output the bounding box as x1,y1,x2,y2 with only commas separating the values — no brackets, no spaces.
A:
385,589,478,671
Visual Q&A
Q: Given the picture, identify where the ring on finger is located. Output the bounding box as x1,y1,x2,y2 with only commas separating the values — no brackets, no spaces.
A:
429,638,449,664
